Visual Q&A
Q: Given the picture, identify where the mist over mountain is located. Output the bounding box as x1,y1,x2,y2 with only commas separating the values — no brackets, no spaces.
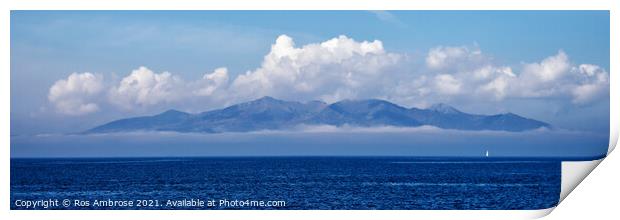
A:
87,96,550,133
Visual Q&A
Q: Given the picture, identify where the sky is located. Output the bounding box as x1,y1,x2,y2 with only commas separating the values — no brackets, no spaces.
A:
10,11,610,157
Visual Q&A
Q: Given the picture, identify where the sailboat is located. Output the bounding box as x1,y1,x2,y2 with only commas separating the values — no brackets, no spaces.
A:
485,150,489,158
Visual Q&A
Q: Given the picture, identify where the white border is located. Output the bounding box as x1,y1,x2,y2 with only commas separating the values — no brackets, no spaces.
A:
2,0,617,219
560,159,604,202
549,149,620,220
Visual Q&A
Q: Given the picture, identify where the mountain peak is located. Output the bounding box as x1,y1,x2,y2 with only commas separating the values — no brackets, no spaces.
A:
428,103,461,114
239,96,286,108
254,96,280,102
258,95,277,100
502,112,518,117
335,98,399,107
159,109,189,116
306,100,327,105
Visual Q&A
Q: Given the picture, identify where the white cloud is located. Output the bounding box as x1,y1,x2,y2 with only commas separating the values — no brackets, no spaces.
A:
425,46,484,70
507,52,608,103
578,64,602,77
47,35,610,115
194,67,229,96
571,64,609,104
479,73,514,100
48,72,104,115
434,74,462,95
521,51,570,82
108,66,185,110
419,48,608,104
229,34,402,103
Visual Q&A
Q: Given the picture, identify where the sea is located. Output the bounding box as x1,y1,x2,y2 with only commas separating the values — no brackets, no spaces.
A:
11,157,560,210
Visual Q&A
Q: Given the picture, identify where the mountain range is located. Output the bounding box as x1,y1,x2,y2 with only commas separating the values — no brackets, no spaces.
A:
87,96,550,133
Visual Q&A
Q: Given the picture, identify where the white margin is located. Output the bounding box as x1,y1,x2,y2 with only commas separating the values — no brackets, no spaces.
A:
560,159,604,202
2,0,617,220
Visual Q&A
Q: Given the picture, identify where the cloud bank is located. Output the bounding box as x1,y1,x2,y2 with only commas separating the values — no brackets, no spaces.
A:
48,72,104,115
47,35,609,115
13,125,609,158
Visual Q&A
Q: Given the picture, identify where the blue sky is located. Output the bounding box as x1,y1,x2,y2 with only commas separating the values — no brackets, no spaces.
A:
11,11,610,141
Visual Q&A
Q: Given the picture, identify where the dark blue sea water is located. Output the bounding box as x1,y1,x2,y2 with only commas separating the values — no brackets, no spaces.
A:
11,157,560,210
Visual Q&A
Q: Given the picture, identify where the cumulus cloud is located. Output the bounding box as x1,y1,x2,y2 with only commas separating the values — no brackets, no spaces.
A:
521,51,571,82
108,66,185,110
508,51,608,104
571,64,609,104
418,48,608,104
479,72,514,100
229,34,402,103
434,74,462,95
47,35,609,115
425,46,485,70
48,72,104,115
193,67,229,96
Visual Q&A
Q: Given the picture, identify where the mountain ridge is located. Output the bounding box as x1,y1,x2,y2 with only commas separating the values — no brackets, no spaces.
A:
87,96,550,133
